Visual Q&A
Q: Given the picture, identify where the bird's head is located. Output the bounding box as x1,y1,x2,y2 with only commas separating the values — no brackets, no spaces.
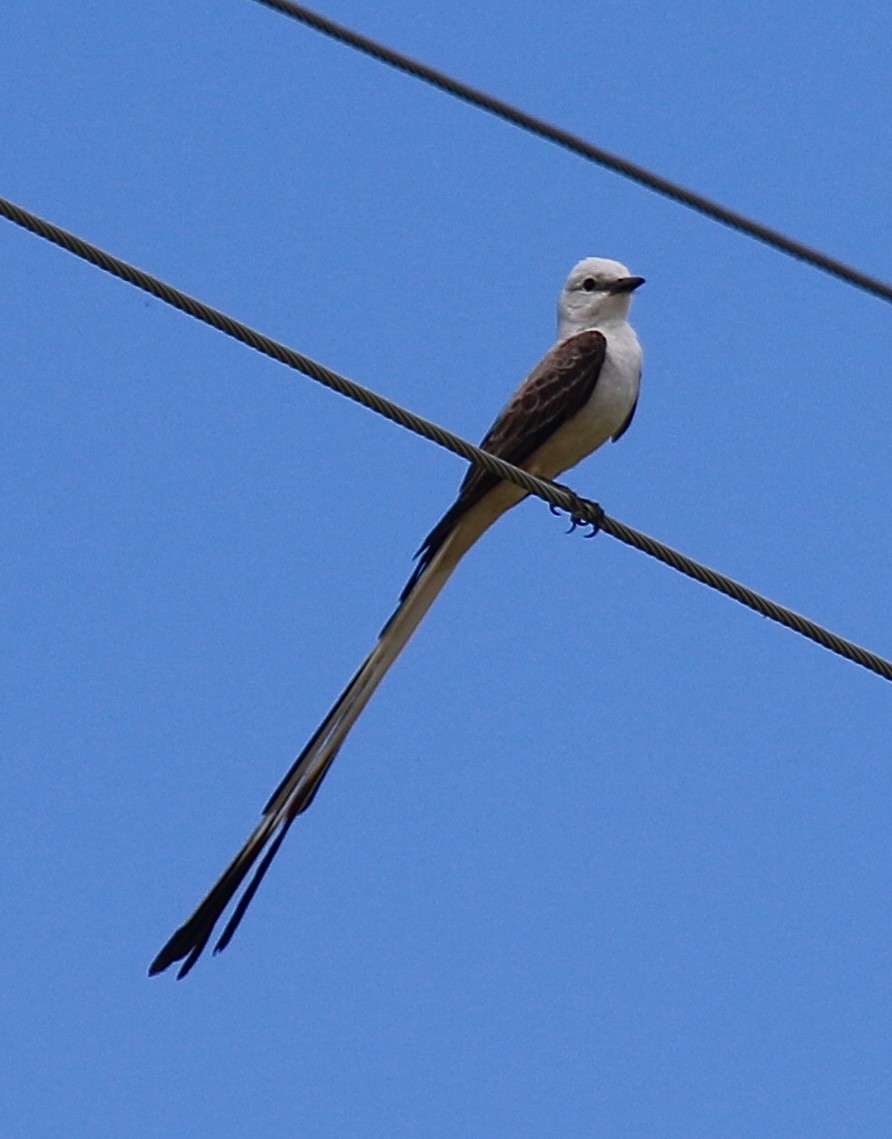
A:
557,257,644,338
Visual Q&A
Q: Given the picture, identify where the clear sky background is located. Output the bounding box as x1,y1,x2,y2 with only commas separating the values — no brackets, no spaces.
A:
2,3,891,1136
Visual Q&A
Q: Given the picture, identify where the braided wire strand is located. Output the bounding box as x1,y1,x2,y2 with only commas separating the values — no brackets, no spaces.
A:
2,194,889,681
252,0,892,306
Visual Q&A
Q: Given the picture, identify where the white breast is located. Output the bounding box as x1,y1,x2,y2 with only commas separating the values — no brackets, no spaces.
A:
528,320,642,481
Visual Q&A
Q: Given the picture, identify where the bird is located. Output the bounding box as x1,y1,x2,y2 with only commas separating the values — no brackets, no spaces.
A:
149,257,644,978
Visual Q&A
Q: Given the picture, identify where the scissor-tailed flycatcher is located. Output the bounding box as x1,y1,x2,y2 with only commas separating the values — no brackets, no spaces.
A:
150,257,644,977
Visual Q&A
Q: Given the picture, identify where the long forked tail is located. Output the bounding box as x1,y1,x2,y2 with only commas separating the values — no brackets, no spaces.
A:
149,503,501,978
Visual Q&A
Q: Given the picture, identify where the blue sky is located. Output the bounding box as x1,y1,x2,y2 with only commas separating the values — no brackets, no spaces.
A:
2,2,891,1135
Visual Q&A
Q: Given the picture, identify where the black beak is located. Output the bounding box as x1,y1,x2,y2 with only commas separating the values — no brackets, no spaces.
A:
610,275,645,294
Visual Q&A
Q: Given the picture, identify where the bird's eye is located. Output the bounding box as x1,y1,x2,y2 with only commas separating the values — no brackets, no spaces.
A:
582,277,597,292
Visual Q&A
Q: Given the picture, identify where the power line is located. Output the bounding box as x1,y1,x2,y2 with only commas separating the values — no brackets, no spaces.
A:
251,0,892,307
2,193,890,683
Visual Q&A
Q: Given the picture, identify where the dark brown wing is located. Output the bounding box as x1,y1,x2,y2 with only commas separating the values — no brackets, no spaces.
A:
400,330,607,601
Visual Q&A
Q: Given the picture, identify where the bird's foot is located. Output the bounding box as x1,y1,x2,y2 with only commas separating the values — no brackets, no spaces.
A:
548,484,604,537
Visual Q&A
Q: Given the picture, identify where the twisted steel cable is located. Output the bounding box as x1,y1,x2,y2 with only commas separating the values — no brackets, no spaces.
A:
2,194,889,681
252,0,892,306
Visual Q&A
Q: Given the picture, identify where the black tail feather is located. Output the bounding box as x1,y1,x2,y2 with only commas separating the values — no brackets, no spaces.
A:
148,819,277,978
261,655,370,816
213,817,295,955
150,516,462,977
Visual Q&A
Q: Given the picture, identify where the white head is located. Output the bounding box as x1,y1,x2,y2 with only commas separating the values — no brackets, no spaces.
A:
556,257,644,340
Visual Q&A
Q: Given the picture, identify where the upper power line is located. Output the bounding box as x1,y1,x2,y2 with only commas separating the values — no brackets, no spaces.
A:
2,192,889,683
252,0,892,307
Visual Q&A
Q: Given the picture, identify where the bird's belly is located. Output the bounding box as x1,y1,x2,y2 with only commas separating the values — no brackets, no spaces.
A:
528,351,640,481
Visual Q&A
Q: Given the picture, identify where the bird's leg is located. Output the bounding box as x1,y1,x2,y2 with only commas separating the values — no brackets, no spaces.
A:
547,483,604,537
